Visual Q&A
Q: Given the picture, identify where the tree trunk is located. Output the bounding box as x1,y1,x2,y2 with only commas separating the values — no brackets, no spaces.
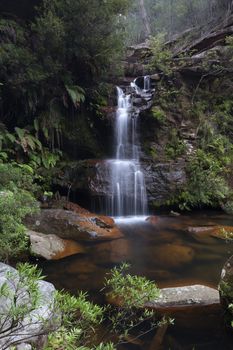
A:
139,0,151,38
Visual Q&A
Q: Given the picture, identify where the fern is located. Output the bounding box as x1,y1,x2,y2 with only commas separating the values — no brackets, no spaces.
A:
65,85,85,108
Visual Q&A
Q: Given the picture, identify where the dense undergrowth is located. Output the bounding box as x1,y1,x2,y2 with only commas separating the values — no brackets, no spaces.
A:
146,33,233,211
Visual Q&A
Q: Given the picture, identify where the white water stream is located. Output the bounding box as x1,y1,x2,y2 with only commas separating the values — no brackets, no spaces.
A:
107,85,148,217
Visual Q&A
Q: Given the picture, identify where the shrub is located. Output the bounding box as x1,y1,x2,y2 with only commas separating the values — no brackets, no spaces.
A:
0,163,39,261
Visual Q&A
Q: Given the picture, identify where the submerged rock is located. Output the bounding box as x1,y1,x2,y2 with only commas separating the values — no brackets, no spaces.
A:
25,209,123,242
151,244,195,269
0,263,57,350
93,239,131,264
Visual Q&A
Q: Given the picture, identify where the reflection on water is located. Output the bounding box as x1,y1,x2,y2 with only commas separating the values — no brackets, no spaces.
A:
40,211,233,294
39,210,233,349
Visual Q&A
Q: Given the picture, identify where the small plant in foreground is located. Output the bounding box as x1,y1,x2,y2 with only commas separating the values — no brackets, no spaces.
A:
104,263,160,308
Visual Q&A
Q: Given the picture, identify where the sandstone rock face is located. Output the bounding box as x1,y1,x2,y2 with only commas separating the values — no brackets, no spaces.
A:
27,230,85,260
52,158,187,209
0,263,57,350
25,209,123,242
143,161,187,205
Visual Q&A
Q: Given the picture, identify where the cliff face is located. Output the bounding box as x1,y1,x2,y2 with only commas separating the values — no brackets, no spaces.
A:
55,13,233,212
137,13,233,210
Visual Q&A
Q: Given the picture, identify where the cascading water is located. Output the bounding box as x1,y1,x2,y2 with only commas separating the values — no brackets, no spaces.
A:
143,76,151,91
107,86,148,217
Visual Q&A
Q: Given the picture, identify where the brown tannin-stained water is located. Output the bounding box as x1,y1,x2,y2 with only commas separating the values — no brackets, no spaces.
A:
39,210,233,349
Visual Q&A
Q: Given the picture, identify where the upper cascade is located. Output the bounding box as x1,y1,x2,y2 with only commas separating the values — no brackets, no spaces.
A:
104,77,153,217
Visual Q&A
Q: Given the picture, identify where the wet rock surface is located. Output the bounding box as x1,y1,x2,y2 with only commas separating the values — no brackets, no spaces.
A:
146,285,222,332
151,244,195,269
146,285,219,308
25,209,123,242
143,161,187,205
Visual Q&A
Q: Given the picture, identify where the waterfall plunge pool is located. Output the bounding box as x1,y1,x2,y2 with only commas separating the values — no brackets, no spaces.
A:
38,210,233,349
39,210,233,294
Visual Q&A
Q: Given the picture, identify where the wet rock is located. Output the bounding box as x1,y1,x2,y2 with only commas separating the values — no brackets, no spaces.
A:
150,73,161,81
0,263,57,349
146,285,221,331
152,244,195,269
219,255,233,325
188,225,233,242
27,230,86,260
146,216,159,225
187,226,215,234
146,285,220,309
148,284,219,308
143,161,187,205
25,209,123,242
170,211,180,217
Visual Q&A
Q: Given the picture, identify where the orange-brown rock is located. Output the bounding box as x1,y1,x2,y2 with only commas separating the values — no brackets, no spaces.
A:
25,209,123,242
63,201,91,215
53,240,86,260
93,239,131,264
151,244,195,269
146,216,159,225
188,225,233,241
27,230,85,260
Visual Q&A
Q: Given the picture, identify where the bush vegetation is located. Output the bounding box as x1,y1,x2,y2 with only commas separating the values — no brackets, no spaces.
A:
0,263,163,350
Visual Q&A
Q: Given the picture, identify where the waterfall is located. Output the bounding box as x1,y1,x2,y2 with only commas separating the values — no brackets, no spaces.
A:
107,86,148,217
144,76,151,91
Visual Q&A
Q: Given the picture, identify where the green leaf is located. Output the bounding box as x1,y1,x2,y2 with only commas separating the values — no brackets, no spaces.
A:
65,85,85,108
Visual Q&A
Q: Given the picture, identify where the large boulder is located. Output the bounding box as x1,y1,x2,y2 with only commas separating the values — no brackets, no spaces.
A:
146,285,221,331
27,230,86,260
0,263,57,350
147,285,219,308
25,209,123,242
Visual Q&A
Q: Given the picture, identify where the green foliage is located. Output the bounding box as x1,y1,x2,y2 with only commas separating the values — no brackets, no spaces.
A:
149,34,173,75
151,106,167,124
65,85,85,108
178,149,229,210
0,123,62,172
0,0,129,160
165,129,187,160
45,290,106,350
105,263,160,308
220,228,233,242
0,163,39,261
0,262,165,349
45,264,162,350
